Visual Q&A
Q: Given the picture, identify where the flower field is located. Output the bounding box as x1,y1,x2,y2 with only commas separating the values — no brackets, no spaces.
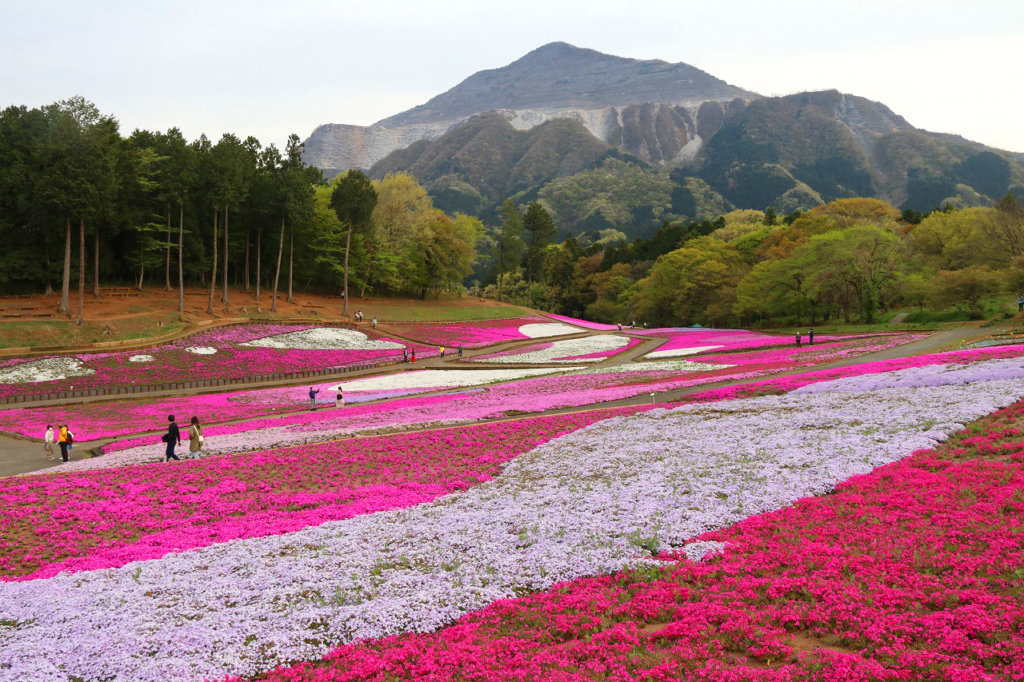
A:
3,353,1024,680
470,334,642,363
0,325,425,399
385,317,574,348
248,396,1024,682
0,331,918,446
3,316,1022,682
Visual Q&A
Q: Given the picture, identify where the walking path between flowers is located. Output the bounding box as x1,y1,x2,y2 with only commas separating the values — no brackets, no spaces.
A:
0,326,985,478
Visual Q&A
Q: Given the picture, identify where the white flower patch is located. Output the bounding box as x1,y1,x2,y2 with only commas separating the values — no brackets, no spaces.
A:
479,335,631,364
646,345,723,359
0,357,95,384
518,322,582,339
128,354,155,363
184,346,217,355
241,328,404,351
583,359,734,375
328,368,572,393
4,372,1024,681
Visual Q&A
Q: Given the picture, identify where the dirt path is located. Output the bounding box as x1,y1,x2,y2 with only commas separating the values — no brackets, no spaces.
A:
0,326,994,478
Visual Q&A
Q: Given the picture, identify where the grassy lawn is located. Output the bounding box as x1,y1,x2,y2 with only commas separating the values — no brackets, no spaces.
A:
0,315,190,349
0,294,530,350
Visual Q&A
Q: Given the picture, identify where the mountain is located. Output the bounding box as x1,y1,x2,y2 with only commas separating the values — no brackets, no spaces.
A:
302,42,756,176
307,43,1024,234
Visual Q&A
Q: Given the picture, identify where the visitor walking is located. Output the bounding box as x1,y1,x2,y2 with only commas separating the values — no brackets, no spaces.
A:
796,332,802,347
617,323,622,332
308,387,320,410
163,415,181,462
411,349,416,363
372,317,377,329
440,346,445,358
188,417,203,458
43,425,54,460
1017,295,1023,313
403,348,409,363
808,328,815,345
458,344,463,358
336,388,344,407
631,320,636,330
58,424,70,462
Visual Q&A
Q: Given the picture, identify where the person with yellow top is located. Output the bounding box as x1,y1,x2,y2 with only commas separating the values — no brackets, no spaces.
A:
58,424,70,462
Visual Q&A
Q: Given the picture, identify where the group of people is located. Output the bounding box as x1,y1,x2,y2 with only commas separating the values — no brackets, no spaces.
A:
437,345,464,359
309,386,345,411
796,328,815,346
617,322,648,331
42,424,73,462
353,311,378,329
161,415,204,462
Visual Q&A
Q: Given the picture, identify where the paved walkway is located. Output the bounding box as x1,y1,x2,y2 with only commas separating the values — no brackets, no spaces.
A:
0,326,993,478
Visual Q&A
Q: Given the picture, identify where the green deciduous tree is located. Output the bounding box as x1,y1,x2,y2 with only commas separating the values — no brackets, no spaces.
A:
329,170,377,316
523,201,556,303
495,199,525,301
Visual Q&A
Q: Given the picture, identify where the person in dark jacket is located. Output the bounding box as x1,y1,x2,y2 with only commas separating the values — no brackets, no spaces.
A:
309,387,320,410
164,415,181,462
808,328,815,345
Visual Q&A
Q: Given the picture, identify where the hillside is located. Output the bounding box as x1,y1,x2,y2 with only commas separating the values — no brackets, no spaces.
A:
695,90,1024,211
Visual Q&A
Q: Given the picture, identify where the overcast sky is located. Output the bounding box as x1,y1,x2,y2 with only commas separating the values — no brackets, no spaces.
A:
2,0,1022,152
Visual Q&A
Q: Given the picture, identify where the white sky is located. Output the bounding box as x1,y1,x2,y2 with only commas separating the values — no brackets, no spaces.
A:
2,0,1022,152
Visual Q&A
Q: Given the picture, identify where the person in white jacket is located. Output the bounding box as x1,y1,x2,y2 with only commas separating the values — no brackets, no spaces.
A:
43,425,54,460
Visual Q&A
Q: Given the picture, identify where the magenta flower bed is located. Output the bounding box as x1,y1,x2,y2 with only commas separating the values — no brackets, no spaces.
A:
0,409,650,580
0,324,425,400
388,317,549,348
542,313,619,330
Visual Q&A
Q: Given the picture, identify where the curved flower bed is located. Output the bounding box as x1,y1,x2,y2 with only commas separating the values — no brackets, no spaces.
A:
3,365,1022,680
471,335,639,364
541,313,620,331
1,409,652,580
247,402,1024,682
386,317,550,348
0,325,425,400
640,328,844,358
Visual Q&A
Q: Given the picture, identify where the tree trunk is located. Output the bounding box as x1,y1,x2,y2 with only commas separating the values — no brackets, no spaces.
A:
164,208,172,290
137,244,145,291
343,224,352,316
92,226,100,297
178,203,184,315
287,223,294,304
359,256,370,298
244,231,250,292
497,268,504,302
207,209,218,315
59,218,71,314
43,239,53,296
222,203,229,305
272,216,285,312
255,229,261,301
77,218,85,326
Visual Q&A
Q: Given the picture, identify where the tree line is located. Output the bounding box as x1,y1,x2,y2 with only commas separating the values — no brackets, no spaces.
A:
480,196,1024,327
0,98,482,322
